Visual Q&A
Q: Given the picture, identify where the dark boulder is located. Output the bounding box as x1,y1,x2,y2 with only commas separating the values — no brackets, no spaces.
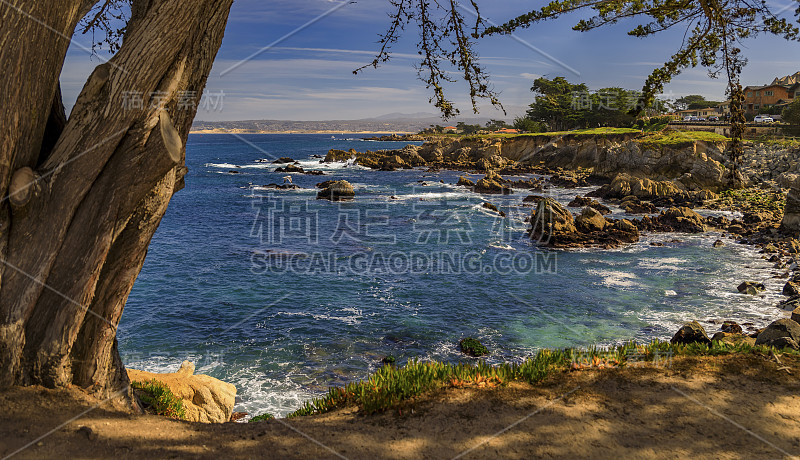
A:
721,321,743,334
575,207,608,233
481,202,505,217
275,164,304,174
737,281,765,295
755,318,800,349
671,321,711,346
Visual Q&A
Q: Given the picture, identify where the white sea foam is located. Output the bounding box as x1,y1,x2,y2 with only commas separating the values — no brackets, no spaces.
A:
205,162,240,169
637,257,687,271
488,241,516,251
587,269,640,288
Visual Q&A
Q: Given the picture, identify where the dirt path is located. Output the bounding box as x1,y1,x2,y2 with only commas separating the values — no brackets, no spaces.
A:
2,353,800,459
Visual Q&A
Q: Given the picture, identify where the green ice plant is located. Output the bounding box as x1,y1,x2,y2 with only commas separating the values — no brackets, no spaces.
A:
287,340,797,418
131,379,186,420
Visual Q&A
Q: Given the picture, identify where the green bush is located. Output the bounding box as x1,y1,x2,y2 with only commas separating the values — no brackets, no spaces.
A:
131,379,186,420
459,337,489,357
249,413,275,422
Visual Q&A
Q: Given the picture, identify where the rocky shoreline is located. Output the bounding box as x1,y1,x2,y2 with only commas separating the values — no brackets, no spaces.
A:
141,132,800,424
316,133,800,338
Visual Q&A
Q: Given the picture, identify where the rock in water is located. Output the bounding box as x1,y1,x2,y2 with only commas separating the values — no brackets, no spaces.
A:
670,321,711,346
459,337,489,357
456,176,475,187
127,361,236,423
275,164,304,173
575,206,608,233
325,148,356,162
481,202,505,217
779,295,800,311
712,239,725,248
529,198,577,241
474,170,511,194
658,207,706,233
737,281,766,295
784,281,800,297
316,180,355,201
755,318,800,349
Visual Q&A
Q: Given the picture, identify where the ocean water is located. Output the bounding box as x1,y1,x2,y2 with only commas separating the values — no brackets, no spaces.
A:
119,133,786,418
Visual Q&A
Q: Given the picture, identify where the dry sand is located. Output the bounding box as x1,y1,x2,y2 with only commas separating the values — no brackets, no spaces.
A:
2,353,800,459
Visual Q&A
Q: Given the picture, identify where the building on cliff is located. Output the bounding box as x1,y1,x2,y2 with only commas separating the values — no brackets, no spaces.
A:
743,71,800,115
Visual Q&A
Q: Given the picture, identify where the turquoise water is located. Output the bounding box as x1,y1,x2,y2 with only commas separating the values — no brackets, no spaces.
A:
119,134,785,417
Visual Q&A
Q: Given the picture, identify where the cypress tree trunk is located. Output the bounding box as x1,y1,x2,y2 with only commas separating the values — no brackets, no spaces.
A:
0,0,233,398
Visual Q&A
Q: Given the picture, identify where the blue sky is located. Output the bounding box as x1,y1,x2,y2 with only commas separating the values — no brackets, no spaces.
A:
61,0,800,121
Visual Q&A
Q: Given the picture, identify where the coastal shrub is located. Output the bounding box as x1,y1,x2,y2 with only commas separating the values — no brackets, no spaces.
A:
382,355,396,366
286,340,797,418
249,413,275,422
459,337,489,357
718,188,785,214
131,379,186,420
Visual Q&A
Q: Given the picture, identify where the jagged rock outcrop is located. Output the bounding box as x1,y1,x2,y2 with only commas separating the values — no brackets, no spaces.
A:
589,173,717,207
456,176,475,187
325,148,357,162
324,133,732,192
127,361,236,423
636,207,706,233
529,198,577,241
575,206,608,232
474,171,512,194
529,199,639,248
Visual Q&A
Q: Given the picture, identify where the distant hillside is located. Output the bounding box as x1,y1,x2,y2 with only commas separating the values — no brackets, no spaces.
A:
190,114,505,134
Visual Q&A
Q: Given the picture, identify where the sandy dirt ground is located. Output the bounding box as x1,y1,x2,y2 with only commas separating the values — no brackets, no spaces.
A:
2,353,800,459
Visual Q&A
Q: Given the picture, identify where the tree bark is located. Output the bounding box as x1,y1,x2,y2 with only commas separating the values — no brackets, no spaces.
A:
0,0,233,397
